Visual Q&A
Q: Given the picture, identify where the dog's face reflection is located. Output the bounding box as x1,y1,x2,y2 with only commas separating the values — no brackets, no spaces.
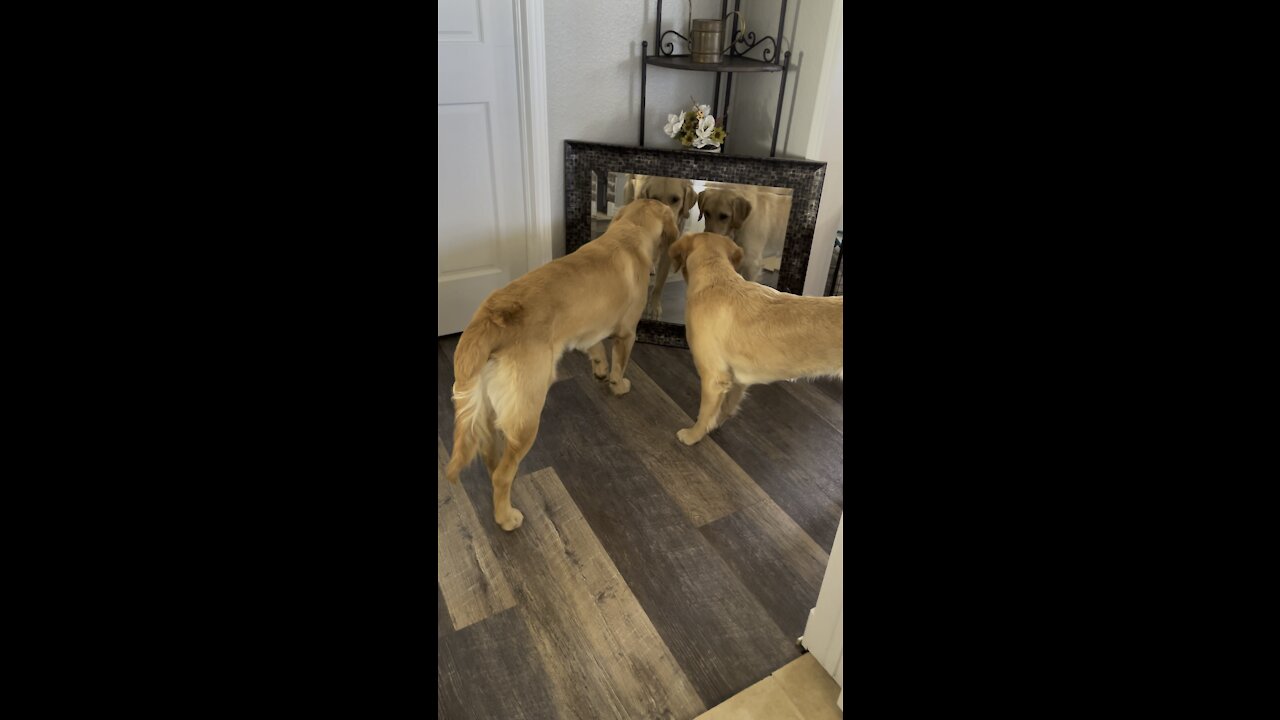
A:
697,189,753,237
640,177,696,224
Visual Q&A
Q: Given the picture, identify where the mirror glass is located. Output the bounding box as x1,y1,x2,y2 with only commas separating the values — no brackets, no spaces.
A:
588,172,794,325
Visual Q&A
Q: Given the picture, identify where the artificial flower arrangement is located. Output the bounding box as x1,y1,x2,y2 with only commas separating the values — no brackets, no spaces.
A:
663,101,727,150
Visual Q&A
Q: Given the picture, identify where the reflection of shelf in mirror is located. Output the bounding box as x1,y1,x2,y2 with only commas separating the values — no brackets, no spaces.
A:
645,54,783,73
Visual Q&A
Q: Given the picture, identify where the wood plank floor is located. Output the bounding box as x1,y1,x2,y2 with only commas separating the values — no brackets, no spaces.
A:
438,335,843,720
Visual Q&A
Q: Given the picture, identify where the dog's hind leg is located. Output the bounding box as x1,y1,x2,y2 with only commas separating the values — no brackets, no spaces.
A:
607,331,636,396
586,341,609,380
478,388,505,474
677,370,732,445
481,429,506,475
716,382,748,426
488,357,551,531
489,413,541,531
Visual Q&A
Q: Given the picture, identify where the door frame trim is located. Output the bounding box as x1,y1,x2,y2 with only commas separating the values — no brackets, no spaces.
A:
514,0,553,270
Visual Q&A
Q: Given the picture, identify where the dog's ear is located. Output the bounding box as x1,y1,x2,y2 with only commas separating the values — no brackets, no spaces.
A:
731,195,753,231
668,233,694,274
682,183,696,219
696,191,708,221
730,243,744,269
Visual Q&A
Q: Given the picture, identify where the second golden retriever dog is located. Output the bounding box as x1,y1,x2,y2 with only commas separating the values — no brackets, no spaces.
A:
697,186,792,283
446,199,679,530
623,175,696,319
667,232,843,446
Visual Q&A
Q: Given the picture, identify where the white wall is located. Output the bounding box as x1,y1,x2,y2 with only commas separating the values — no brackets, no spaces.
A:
802,514,844,710
800,9,842,297
545,0,843,288
718,1,843,297
723,0,838,160
545,0,726,258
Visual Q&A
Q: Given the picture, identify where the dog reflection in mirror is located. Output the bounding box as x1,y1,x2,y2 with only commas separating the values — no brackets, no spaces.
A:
667,232,843,445
697,186,791,283
624,175,696,320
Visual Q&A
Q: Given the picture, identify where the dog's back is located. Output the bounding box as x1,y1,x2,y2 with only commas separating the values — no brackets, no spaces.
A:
676,232,842,386
701,283,842,386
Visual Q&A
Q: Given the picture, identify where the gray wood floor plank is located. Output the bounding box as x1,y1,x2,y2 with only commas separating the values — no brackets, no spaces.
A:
484,376,801,709
569,361,771,527
810,376,843,404
629,343,844,550
438,438,518,631
776,378,844,436
438,606,564,720
491,467,705,720
438,337,812,710
438,341,460,442
699,501,832,642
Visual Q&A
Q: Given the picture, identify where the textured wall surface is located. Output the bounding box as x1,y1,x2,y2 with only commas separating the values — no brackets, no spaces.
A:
721,0,837,160
546,0,726,257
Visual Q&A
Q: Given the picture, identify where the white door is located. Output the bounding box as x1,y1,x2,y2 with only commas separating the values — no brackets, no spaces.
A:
438,0,531,336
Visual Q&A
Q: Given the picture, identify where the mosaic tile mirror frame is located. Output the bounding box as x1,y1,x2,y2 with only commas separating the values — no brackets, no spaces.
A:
565,140,827,349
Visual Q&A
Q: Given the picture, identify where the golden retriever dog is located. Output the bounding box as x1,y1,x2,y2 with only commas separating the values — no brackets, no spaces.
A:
446,200,679,530
623,175,696,319
667,232,842,445
697,186,792,283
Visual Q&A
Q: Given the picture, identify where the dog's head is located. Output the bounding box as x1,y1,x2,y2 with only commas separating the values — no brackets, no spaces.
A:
614,198,679,252
639,176,697,225
668,232,744,281
697,189,752,237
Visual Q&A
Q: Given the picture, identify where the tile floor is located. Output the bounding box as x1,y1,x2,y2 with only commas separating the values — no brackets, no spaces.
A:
696,654,842,719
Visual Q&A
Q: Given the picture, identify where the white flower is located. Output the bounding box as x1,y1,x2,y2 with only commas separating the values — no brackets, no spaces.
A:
663,112,686,138
693,135,713,148
697,104,712,117
696,115,715,138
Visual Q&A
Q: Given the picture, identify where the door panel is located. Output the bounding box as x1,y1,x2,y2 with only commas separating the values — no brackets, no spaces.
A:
438,0,529,336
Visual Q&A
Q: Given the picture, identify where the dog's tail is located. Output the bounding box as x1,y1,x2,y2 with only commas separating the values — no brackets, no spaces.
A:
445,297,523,483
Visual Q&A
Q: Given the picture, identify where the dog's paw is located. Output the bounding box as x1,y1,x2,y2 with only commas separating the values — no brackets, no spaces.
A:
676,427,702,446
609,378,631,396
497,508,524,532
645,302,663,320
591,361,609,380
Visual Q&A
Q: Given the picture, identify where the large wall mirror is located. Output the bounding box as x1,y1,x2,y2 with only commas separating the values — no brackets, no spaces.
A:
565,140,827,348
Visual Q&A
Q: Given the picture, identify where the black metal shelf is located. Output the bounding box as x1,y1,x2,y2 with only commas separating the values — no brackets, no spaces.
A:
644,54,782,73
640,0,792,157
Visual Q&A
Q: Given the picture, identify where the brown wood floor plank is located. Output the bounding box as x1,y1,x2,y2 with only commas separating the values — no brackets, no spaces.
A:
630,343,844,550
438,583,452,639
569,362,771,527
493,467,705,720
438,606,563,720
699,501,832,642
438,438,518,630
